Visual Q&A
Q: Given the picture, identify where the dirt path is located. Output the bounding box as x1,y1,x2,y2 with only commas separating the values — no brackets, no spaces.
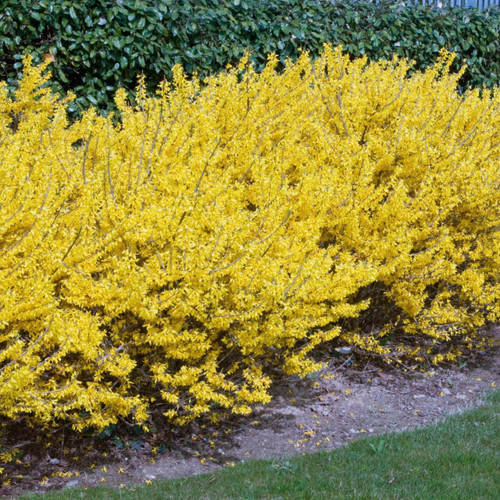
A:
1,327,499,498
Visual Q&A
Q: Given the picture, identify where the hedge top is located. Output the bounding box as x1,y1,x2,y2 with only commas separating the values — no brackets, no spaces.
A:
0,0,499,114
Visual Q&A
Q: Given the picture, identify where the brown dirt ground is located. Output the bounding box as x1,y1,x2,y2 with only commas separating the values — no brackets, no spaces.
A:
1,326,499,499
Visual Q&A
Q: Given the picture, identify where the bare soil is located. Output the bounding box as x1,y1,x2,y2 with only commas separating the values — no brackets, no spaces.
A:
1,327,499,499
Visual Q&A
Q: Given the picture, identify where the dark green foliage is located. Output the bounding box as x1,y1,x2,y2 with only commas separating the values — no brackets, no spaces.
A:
0,0,499,114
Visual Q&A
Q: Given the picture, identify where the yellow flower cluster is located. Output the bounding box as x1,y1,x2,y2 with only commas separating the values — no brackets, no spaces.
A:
0,47,498,432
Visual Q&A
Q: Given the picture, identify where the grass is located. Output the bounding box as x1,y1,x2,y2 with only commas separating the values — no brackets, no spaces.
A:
23,390,500,500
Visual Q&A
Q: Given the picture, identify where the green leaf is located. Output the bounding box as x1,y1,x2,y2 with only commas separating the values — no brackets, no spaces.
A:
129,440,143,451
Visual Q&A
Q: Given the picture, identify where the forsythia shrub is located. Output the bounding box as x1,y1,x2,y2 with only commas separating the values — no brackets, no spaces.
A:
0,47,499,433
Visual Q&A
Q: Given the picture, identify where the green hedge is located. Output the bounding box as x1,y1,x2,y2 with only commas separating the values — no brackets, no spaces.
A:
0,0,499,113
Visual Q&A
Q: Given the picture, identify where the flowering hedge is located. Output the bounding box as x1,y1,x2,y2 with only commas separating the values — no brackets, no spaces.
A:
0,47,498,432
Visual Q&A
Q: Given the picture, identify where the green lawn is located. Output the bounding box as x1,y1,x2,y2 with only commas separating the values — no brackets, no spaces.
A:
24,390,500,500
